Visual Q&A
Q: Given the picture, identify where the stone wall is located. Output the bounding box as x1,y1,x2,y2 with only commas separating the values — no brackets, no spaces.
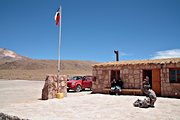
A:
92,63,180,98
161,63,180,97
42,74,67,100
120,65,142,89
92,65,143,93
92,69,110,93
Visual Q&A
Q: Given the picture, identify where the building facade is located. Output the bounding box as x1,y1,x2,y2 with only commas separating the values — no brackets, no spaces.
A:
92,58,180,98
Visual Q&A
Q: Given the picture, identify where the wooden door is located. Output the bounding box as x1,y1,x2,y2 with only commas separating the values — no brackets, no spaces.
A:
152,69,161,96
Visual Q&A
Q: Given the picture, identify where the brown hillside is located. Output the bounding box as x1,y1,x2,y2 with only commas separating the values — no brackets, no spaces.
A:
0,59,98,80
0,48,98,80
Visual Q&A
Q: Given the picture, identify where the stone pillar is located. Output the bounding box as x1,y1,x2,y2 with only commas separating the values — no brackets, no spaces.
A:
42,74,67,100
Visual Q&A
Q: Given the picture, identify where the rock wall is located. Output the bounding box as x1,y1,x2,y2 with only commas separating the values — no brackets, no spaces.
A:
42,74,67,100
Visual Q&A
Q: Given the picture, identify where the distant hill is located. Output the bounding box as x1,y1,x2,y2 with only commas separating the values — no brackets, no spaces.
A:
0,48,28,62
0,48,98,80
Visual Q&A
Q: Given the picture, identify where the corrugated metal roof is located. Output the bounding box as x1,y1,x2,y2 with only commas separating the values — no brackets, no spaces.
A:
93,58,180,67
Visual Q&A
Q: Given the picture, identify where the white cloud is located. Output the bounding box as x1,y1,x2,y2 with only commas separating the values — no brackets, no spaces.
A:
151,49,180,59
119,51,128,56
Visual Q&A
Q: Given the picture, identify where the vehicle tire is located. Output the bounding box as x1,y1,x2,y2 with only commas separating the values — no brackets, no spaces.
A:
82,88,85,91
76,85,82,92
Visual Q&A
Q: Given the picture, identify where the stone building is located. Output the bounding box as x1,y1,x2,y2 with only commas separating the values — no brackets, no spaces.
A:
92,58,180,98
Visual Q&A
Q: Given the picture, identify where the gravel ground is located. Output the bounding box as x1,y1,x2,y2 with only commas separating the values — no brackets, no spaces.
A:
0,80,180,120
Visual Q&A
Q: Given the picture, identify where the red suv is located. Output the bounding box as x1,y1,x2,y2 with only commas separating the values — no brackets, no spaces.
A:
67,76,93,92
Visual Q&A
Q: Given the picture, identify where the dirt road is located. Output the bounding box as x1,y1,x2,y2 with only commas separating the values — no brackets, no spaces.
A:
0,80,180,120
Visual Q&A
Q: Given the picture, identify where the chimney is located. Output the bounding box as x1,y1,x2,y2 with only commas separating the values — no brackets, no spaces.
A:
114,50,119,61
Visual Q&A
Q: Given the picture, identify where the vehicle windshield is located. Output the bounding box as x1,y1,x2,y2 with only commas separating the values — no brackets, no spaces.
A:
69,76,82,80
83,76,92,80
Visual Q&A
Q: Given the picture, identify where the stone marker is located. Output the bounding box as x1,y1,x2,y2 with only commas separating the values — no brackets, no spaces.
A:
42,74,67,100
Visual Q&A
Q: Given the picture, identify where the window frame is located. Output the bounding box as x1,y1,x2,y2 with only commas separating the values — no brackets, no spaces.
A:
169,68,180,83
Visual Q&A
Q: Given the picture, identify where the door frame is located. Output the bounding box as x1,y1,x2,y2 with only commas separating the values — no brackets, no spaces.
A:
142,69,161,96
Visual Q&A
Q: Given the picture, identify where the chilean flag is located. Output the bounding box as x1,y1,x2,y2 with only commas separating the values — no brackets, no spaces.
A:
55,8,60,26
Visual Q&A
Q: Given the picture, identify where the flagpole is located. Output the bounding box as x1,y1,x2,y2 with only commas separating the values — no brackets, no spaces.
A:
57,5,62,93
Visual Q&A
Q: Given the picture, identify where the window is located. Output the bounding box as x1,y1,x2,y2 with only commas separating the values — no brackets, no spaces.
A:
169,69,180,83
71,76,83,80
84,76,92,81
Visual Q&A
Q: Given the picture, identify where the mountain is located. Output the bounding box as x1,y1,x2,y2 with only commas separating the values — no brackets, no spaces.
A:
0,48,28,62
0,48,98,80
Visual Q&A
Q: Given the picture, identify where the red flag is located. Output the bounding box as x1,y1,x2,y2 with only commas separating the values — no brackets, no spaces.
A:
55,8,60,26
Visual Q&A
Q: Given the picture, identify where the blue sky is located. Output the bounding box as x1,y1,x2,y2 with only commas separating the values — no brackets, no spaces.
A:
0,0,180,62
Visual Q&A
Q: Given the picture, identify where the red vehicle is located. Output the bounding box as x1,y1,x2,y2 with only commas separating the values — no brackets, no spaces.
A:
67,76,93,92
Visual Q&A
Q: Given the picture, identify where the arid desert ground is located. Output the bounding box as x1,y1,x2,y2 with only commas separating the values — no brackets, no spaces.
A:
0,80,180,120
